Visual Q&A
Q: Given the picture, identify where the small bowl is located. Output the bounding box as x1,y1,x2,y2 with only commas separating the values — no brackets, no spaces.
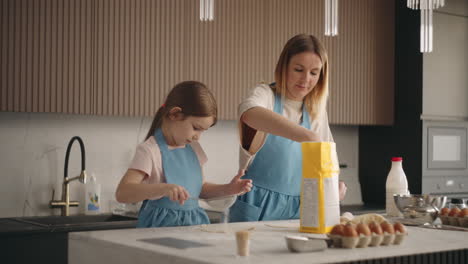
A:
394,194,447,225
285,236,328,253
202,195,237,212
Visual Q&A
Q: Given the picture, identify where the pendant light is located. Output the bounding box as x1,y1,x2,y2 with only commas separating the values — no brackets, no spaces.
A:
324,0,338,36
406,0,445,53
200,0,214,21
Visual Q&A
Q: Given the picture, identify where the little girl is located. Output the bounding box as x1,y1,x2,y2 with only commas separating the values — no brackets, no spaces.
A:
115,81,252,228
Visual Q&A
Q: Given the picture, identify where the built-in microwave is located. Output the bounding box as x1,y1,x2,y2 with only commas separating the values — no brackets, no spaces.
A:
422,120,468,197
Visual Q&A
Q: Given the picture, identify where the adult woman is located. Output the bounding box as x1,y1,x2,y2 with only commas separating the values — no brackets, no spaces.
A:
229,34,346,222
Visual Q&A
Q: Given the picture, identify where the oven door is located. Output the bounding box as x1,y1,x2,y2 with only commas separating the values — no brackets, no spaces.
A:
422,120,468,196
427,126,467,169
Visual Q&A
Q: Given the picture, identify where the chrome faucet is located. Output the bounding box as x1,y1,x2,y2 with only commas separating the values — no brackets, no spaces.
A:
49,136,87,216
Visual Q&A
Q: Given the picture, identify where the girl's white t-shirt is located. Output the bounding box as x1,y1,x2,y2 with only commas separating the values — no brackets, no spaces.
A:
238,83,334,170
129,136,207,200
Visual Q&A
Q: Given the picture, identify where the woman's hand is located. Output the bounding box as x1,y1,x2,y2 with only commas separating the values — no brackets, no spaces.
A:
304,130,320,142
242,107,321,143
227,169,253,195
339,181,347,201
164,184,190,205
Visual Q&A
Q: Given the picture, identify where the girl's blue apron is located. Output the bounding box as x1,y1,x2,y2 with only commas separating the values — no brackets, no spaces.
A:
137,129,209,228
230,94,311,222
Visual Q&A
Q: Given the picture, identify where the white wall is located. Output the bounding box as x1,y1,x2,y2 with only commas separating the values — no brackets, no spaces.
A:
423,0,468,118
0,112,361,218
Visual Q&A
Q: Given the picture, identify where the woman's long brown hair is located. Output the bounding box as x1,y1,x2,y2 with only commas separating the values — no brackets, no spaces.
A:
145,81,217,140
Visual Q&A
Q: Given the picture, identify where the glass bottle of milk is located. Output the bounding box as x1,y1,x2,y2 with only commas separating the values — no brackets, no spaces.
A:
385,157,409,217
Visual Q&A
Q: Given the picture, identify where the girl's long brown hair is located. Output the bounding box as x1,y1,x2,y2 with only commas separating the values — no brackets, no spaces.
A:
273,34,329,120
145,81,217,140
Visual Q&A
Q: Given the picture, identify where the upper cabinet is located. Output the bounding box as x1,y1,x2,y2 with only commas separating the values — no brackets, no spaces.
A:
1,0,394,125
1,0,94,115
422,0,468,120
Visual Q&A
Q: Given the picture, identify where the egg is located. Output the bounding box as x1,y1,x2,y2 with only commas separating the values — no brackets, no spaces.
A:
343,224,358,237
440,207,450,216
393,222,406,234
458,208,468,218
330,224,345,236
368,221,383,235
380,221,395,234
356,223,371,236
449,207,461,217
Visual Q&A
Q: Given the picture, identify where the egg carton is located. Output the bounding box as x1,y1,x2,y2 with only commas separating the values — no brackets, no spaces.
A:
440,215,468,228
328,232,407,249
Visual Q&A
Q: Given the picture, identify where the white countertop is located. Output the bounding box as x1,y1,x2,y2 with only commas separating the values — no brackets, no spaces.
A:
69,220,468,264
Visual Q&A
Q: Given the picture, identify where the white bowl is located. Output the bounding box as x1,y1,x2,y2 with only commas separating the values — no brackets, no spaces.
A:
202,195,237,211
285,236,328,253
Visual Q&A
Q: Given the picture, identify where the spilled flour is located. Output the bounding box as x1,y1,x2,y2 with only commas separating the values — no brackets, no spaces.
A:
198,209,257,233
198,225,255,233
264,222,300,229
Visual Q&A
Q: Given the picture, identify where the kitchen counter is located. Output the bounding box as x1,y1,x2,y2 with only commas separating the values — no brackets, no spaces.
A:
69,220,468,264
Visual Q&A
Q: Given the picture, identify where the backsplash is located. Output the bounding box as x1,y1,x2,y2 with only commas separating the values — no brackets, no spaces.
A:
0,112,361,218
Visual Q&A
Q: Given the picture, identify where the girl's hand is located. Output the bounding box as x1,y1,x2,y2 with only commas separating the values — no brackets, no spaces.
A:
339,181,347,201
228,169,253,195
164,184,190,205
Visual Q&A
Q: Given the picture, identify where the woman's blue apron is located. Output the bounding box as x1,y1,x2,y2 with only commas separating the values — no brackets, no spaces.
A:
230,94,310,222
137,129,209,228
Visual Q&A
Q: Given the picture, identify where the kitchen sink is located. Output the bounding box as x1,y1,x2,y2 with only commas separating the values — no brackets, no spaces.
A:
13,214,137,228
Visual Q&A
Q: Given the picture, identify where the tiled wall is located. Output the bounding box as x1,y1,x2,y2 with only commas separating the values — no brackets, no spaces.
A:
0,112,361,218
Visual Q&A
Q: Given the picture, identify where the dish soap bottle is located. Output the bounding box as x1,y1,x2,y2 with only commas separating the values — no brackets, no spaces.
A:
85,173,101,215
385,157,409,217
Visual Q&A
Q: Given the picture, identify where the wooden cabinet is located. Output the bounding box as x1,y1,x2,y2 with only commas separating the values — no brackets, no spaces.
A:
1,0,94,115
1,0,394,124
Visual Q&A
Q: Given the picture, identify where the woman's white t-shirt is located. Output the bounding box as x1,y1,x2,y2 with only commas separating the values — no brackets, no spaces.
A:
238,83,334,170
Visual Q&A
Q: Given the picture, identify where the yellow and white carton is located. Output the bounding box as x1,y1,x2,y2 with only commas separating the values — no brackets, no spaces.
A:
300,142,340,234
